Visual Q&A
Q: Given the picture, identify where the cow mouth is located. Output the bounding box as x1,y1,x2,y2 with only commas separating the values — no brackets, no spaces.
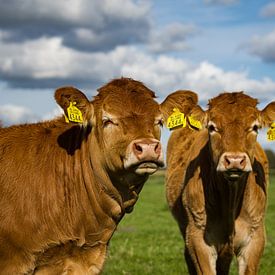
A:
130,160,164,175
223,169,247,181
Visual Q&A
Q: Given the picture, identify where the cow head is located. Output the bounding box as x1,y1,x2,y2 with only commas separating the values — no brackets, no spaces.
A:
55,78,193,180
177,92,275,180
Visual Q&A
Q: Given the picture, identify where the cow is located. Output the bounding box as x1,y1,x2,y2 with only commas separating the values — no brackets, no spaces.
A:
166,91,275,275
0,78,189,274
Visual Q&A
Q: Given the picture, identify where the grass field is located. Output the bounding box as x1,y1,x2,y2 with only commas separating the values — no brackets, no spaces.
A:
103,172,275,275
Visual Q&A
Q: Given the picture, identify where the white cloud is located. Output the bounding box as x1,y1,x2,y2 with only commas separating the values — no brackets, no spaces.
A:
123,56,275,105
147,23,197,53
0,0,150,28
244,29,275,62
42,107,63,121
0,36,120,82
0,35,274,106
260,2,275,17
0,105,39,125
0,37,72,79
183,62,275,102
0,0,151,51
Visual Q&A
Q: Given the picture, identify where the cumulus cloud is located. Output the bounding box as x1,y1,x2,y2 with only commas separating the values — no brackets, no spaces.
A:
121,54,275,105
0,34,274,106
0,36,128,88
0,105,39,126
260,2,275,17
183,62,275,104
0,0,151,51
147,23,197,53
244,29,275,63
42,107,63,121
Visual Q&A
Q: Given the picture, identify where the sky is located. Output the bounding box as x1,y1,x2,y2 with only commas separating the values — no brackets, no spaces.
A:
0,0,274,151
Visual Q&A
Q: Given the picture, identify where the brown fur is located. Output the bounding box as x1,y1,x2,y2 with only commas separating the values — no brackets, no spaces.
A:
0,78,191,274
166,92,275,275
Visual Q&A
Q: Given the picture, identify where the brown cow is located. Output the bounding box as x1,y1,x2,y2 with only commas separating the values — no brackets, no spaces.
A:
0,78,189,274
166,91,275,275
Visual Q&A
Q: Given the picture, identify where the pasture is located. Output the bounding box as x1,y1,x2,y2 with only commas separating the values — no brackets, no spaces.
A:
103,170,275,275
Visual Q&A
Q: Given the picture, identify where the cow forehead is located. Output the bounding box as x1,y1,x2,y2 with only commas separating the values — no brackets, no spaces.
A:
104,95,159,117
92,80,161,118
208,92,259,125
209,107,259,125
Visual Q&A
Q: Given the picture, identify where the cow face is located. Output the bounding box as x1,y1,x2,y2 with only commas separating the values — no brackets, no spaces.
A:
92,79,164,176
55,78,194,178
190,92,275,180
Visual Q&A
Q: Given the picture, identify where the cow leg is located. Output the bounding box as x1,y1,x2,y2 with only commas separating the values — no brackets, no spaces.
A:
216,248,233,275
184,236,217,275
184,248,199,275
236,226,265,275
186,242,233,275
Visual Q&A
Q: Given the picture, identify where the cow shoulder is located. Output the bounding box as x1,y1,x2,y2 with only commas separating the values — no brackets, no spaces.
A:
254,143,269,191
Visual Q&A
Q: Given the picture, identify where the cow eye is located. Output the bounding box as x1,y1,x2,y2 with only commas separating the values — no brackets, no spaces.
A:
208,122,218,133
155,118,164,128
251,124,259,133
102,117,114,128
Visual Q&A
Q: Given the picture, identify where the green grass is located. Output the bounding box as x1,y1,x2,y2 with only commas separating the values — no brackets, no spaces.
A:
103,172,275,275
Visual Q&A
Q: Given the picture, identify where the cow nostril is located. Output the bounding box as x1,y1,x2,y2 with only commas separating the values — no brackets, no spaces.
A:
225,156,231,166
134,143,143,154
240,157,245,165
154,143,160,153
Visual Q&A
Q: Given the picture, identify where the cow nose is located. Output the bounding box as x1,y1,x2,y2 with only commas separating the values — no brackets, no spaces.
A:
223,153,247,170
133,139,161,160
124,138,164,173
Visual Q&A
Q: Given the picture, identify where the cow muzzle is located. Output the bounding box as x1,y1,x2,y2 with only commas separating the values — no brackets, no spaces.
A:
217,152,252,180
124,138,164,175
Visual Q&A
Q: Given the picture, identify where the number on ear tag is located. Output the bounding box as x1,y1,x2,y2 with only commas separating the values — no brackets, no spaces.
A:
166,108,186,130
66,102,83,123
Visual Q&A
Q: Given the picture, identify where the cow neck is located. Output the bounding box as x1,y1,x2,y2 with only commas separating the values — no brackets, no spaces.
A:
87,127,150,216
61,124,149,223
84,131,127,224
203,142,248,239
87,131,148,222
214,172,248,236
56,124,118,237
108,171,148,214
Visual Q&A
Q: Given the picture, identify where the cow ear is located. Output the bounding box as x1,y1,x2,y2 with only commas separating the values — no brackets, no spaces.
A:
260,101,275,127
189,105,207,127
160,90,199,121
55,86,94,125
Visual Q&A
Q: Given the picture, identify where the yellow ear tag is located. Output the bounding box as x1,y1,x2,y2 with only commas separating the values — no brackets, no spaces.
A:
66,102,83,123
166,108,186,130
267,122,275,141
188,115,202,130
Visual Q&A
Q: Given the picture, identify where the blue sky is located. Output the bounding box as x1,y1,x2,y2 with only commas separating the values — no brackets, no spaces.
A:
0,0,274,149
